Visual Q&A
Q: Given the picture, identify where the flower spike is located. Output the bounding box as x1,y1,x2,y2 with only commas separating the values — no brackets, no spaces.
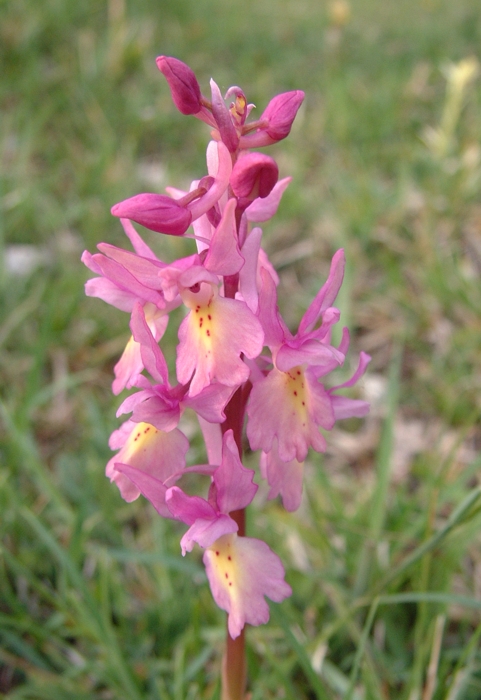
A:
83,56,371,679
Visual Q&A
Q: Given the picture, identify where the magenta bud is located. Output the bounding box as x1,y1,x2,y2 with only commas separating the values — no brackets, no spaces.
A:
156,56,202,115
111,194,192,235
230,153,279,200
259,90,305,141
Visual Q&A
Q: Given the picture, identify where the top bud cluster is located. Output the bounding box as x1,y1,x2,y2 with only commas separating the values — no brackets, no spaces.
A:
82,56,370,639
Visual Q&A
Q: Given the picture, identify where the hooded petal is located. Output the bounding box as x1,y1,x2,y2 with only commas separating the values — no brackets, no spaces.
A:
230,152,279,200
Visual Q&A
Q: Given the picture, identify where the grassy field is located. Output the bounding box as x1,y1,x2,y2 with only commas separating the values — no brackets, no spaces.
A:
1,0,481,697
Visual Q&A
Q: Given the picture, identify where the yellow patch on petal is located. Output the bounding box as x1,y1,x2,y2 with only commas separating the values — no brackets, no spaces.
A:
207,533,241,598
191,301,215,353
273,365,309,427
122,422,161,461
180,282,218,360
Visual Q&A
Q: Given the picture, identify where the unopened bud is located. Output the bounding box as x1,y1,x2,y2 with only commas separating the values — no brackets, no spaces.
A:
230,153,279,200
260,90,304,141
111,194,192,235
156,56,202,115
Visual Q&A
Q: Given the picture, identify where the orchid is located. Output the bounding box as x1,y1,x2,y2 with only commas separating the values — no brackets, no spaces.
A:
83,55,370,699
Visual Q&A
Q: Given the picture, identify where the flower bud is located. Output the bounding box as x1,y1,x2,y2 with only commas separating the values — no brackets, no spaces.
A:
111,194,192,236
230,153,279,200
259,90,305,141
156,56,202,115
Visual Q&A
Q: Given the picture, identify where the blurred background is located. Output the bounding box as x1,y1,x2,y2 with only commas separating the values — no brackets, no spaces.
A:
1,0,481,697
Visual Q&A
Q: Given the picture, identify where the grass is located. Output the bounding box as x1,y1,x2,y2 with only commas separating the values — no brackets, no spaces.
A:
1,0,481,697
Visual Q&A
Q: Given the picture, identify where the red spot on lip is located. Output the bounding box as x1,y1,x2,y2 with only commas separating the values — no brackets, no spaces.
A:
225,573,229,579
215,551,219,556
293,391,297,396
208,314,212,320
206,329,211,336
228,556,232,560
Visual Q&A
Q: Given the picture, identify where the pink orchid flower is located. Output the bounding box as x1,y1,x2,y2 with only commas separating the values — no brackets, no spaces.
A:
166,431,292,639
247,250,370,465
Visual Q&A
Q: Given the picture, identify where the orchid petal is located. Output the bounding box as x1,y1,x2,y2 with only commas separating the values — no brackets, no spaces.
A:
106,422,188,503
214,431,258,514
183,383,235,423
298,249,345,335
330,396,371,420
247,366,333,462
330,351,371,390
188,142,232,221
120,218,158,259
130,302,169,385
177,285,264,396
180,514,238,554
260,445,304,512
238,227,262,313
204,533,291,639
210,79,238,152
84,277,136,312
246,177,291,222
204,199,244,276
258,268,289,351
166,486,217,525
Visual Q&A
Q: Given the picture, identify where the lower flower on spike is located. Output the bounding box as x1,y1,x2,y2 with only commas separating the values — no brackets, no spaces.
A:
203,532,292,639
